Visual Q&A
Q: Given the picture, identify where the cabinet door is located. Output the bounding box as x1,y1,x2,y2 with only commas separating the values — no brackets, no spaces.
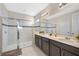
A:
42,38,49,55
61,49,76,56
50,43,60,56
38,38,42,49
35,35,39,47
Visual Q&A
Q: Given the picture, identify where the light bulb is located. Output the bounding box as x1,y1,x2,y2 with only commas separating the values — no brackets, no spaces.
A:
36,19,39,22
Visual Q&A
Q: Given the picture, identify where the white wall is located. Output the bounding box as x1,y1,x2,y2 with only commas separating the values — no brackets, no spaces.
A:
0,4,8,17
8,11,34,20
0,3,8,53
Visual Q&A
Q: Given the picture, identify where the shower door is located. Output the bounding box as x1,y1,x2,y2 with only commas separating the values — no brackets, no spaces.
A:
19,20,33,48
2,18,17,52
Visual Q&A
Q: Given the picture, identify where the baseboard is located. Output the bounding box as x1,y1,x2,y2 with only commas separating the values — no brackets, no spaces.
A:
2,41,32,52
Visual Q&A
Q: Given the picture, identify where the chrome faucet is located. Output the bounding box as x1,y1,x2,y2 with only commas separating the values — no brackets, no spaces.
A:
54,33,57,37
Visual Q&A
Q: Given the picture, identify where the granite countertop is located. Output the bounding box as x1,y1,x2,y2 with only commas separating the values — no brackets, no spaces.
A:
34,32,79,48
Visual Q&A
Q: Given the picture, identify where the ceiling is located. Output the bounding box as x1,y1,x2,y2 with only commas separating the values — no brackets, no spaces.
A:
4,3,49,16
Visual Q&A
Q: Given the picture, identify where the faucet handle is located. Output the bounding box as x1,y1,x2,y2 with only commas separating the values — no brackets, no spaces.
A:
71,33,74,35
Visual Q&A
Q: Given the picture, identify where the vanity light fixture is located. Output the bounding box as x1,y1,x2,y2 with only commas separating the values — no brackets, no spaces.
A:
58,3,67,8
41,12,48,17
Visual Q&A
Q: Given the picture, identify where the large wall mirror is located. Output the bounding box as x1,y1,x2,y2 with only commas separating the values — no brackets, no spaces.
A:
34,11,79,37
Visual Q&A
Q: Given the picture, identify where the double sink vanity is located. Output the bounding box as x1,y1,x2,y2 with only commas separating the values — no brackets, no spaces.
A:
35,32,79,56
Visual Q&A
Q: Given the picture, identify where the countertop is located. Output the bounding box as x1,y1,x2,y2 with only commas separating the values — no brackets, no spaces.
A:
34,32,79,48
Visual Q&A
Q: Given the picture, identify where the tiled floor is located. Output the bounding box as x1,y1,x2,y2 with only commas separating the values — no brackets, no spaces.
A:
21,45,46,56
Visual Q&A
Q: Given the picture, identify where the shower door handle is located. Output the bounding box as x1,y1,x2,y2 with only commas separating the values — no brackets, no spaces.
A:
17,30,19,40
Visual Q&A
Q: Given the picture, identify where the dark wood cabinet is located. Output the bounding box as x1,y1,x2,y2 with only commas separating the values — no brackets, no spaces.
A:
61,49,76,56
42,37,50,56
50,40,61,56
35,34,79,56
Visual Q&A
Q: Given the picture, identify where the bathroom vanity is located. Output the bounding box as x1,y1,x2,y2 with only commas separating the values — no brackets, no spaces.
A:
35,32,79,56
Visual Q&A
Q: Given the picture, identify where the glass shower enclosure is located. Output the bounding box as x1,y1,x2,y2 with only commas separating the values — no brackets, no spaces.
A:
2,17,33,55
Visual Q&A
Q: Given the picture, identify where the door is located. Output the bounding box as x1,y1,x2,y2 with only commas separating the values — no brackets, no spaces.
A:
2,18,17,52
19,20,33,48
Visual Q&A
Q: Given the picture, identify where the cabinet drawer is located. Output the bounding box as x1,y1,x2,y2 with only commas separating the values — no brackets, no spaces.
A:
42,37,49,42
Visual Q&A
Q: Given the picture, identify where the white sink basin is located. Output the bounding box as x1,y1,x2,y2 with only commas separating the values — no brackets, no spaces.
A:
50,36,65,40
